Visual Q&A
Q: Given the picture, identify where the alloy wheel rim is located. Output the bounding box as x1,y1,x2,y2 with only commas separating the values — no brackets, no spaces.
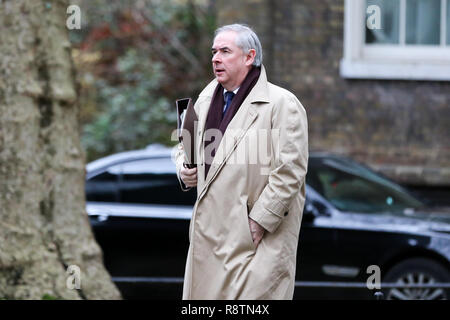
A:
387,272,446,300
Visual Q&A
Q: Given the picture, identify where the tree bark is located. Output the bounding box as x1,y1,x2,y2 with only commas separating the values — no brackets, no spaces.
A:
0,0,121,299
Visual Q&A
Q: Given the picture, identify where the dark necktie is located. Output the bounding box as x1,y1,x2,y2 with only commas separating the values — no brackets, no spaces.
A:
223,91,235,117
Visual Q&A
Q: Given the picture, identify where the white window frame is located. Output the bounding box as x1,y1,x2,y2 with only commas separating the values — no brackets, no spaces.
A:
340,0,450,81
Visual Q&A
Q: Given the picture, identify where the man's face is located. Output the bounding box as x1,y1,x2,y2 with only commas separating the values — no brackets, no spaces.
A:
211,31,255,91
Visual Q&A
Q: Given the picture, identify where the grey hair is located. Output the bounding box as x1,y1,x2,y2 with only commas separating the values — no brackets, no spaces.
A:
214,24,263,67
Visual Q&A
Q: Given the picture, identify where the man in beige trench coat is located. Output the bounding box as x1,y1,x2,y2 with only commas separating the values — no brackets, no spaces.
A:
175,24,308,299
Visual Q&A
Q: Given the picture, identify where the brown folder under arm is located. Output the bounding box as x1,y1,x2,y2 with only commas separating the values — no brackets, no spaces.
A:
176,98,198,168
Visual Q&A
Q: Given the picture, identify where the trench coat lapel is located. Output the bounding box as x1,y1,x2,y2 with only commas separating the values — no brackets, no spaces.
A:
203,102,257,183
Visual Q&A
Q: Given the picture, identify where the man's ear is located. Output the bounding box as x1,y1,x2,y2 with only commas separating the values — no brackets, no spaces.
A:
245,49,256,67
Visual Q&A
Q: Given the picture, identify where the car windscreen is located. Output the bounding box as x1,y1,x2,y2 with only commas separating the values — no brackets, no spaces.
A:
306,158,425,213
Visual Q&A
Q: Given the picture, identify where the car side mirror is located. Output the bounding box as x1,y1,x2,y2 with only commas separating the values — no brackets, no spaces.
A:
303,199,330,222
303,202,318,222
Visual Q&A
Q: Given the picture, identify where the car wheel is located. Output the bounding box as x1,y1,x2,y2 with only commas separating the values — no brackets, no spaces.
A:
383,258,450,300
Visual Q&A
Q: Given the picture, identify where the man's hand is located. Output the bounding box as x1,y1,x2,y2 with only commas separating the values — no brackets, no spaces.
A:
180,166,197,187
248,217,265,248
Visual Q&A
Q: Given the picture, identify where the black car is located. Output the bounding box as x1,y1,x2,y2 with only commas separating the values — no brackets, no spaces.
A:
86,144,450,300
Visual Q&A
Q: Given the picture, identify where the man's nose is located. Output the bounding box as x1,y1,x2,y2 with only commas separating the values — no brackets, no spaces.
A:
212,52,220,63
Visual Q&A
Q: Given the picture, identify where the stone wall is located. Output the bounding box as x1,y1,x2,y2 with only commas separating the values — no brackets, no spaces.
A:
215,0,450,187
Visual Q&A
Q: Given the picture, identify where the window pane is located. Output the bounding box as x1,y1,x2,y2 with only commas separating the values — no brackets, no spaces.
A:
308,161,423,213
447,0,450,45
366,0,400,44
119,159,196,206
406,0,441,45
86,166,120,202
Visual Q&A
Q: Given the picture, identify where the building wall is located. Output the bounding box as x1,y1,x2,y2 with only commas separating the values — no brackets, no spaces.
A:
215,0,450,187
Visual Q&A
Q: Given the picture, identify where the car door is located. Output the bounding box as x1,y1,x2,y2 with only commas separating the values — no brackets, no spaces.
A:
87,157,196,298
294,192,341,299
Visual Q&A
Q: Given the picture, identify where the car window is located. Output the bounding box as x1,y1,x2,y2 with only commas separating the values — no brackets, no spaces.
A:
118,158,196,206
309,164,424,213
86,164,121,202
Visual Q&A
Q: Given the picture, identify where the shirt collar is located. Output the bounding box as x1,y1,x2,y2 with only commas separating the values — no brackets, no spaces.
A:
223,87,239,98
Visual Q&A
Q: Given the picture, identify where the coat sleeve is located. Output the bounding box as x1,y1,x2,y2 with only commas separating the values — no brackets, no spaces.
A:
248,91,308,233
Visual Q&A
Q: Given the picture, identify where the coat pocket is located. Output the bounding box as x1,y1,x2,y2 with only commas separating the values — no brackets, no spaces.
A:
245,203,257,251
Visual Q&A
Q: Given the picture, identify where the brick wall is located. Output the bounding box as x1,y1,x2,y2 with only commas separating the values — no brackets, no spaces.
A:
215,0,450,187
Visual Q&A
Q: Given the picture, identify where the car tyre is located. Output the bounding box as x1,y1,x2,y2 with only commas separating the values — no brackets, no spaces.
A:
382,258,450,300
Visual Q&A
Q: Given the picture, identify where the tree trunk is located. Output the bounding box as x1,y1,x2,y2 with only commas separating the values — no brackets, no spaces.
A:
0,0,121,299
